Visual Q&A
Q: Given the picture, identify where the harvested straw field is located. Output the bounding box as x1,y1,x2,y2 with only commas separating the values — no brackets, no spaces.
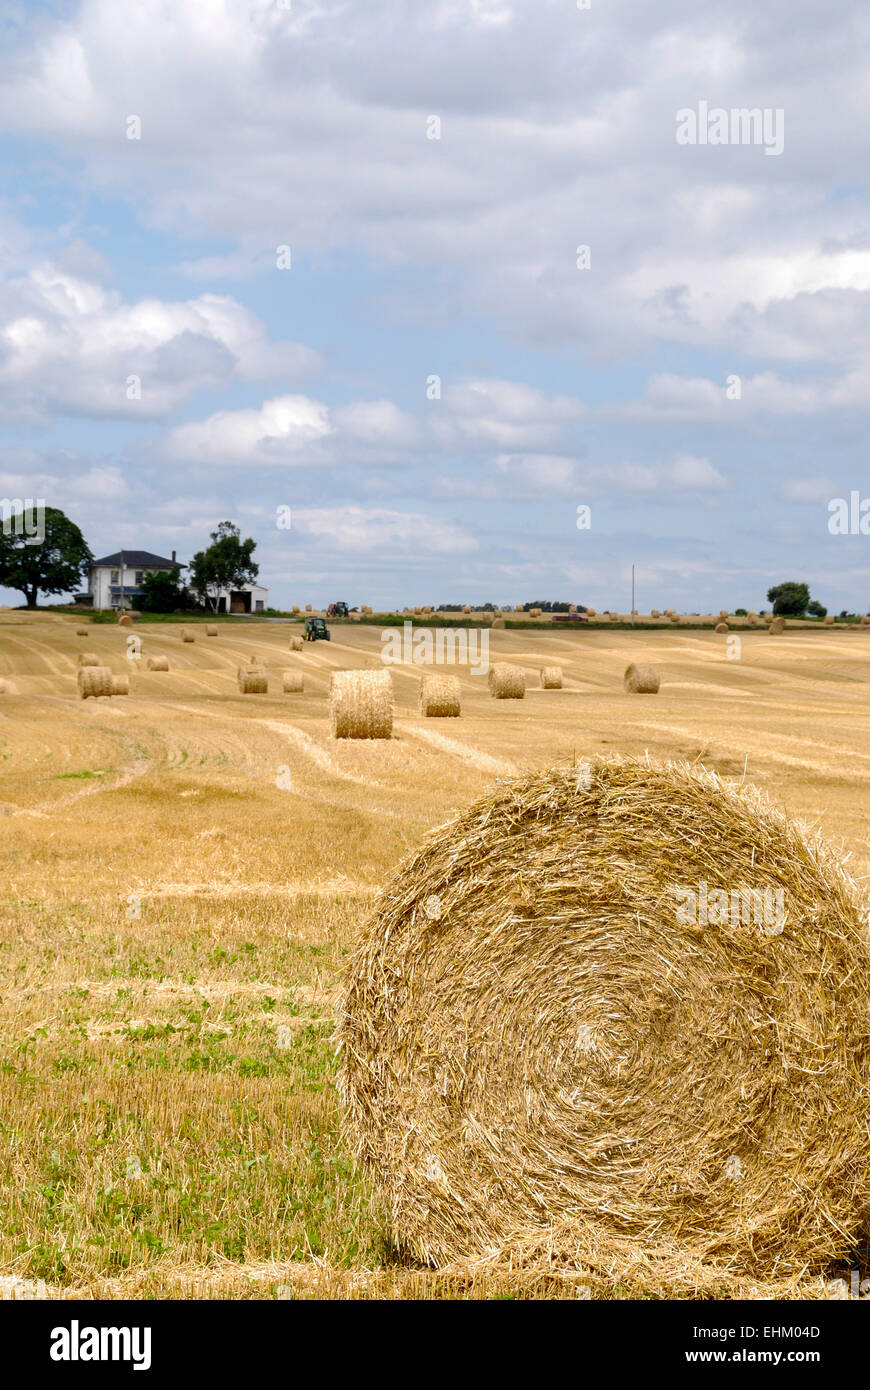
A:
419,673,461,717
4,610,870,1300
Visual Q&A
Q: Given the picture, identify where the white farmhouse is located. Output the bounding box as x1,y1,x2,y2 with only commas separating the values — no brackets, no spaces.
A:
87,550,182,610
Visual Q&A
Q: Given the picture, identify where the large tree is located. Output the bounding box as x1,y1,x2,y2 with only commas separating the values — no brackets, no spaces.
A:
139,565,189,614
0,506,93,608
188,522,259,612
767,581,811,617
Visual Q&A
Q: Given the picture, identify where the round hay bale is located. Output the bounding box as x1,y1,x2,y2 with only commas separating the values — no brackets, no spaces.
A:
715,622,729,634
282,670,304,693
748,616,759,627
182,630,195,643
238,666,267,694
111,674,129,696
206,624,218,637
330,669,393,739
650,609,660,619
490,617,505,630
118,613,133,628
669,613,680,623
540,666,563,689
528,608,542,618
462,605,471,614
419,673,461,718
289,636,303,652
146,656,169,671
747,611,757,619
422,606,432,615
78,652,100,667
305,604,312,613
292,606,300,614
413,607,422,616
585,608,596,618
769,618,785,635
824,615,835,625
861,616,870,626
719,610,729,619
338,756,870,1288
75,626,89,637
624,663,660,694
78,666,113,699
488,663,525,699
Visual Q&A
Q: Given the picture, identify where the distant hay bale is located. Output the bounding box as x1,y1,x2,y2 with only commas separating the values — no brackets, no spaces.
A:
490,617,505,629
422,606,432,614
669,613,680,623
650,609,661,619
585,608,596,617
206,624,218,636
146,655,169,671
488,663,525,699
111,674,129,696
330,669,393,739
238,666,267,694
715,622,729,634
824,615,835,625
282,670,304,693
528,608,542,618
419,673,461,718
305,604,312,613
624,663,660,694
747,611,757,619
78,652,100,667
719,610,729,619
290,635,303,651
118,613,133,628
540,666,563,689
338,756,870,1289
861,616,870,626
182,630,195,643
292,606,300,614
75,626,89,637
769,618,785,635
78,666,113,699
748,616,759,627
462,605,471,614
413,607,422,616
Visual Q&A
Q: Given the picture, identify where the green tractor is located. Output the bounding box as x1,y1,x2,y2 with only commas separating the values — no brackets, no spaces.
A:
304,617,331,642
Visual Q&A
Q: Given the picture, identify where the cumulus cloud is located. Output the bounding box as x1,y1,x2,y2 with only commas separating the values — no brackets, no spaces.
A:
293,506,477,555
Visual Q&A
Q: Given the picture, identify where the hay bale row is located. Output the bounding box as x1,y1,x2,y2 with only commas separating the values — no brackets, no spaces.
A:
539,666,562,689
146,656,169,671
78,666,113,699
338,755,870,1287
488,663,525,699
238,665,267,694
78,652,100,667
624,663,660,694
330,670,392,739
419,673,461,718
282,671,304,693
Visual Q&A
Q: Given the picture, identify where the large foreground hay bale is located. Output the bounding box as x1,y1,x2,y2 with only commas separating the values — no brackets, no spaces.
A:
111,675,129,696
714,622,729,634
624,663,660,694
238,666,267,694
330,669,392,739
78,666,113,699
290,636,303,652
282,670,304,693
488,663,525,699
539,666,563,689
420,673,461,717
146,655,169,671
339,757,870,1289
78,652,100,667
769,617,785,635
206,624,218,636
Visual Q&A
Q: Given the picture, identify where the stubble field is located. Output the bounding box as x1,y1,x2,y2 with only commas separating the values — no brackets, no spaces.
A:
1,611,869,1299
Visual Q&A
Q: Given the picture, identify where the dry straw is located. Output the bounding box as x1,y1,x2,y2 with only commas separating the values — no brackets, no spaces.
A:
491,617,505,629
118,614,133,628
305,604,312,613
292,605,300,614
861,616,870,626
462,605,471,614
290,636,303,651
338,755,870,1292
182,630,195,643
719,610,729,619
330,669,393,739
669,613,680,623
282,670,304,693
111,674,129,696
78,666,113,699
146,655,169,671
714,622,729,634
824,615,835,625
419,673,461,718
650,609,660,619
488,663,525,699
528,608,542,618
769,617,785,635
624,663,660,693
75,627,88,637
78,652,100,667
206,624,218,636
540,666,563,689
238,666,267,694
747,611,757,619
585,608,596,617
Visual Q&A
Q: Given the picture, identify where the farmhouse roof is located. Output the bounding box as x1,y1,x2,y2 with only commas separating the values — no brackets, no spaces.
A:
91,551,182,569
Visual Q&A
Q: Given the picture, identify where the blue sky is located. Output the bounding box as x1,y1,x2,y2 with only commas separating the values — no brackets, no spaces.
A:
2,0,870,613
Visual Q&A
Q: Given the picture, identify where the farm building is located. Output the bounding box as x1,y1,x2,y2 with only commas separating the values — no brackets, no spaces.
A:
85,550,183,611
210,582,269,615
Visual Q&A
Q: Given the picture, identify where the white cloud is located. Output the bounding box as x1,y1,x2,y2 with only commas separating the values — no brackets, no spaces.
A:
293,506,477,555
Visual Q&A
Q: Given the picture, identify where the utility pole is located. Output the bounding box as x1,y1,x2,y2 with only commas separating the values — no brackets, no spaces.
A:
631,564,635,627
118,547,125,614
